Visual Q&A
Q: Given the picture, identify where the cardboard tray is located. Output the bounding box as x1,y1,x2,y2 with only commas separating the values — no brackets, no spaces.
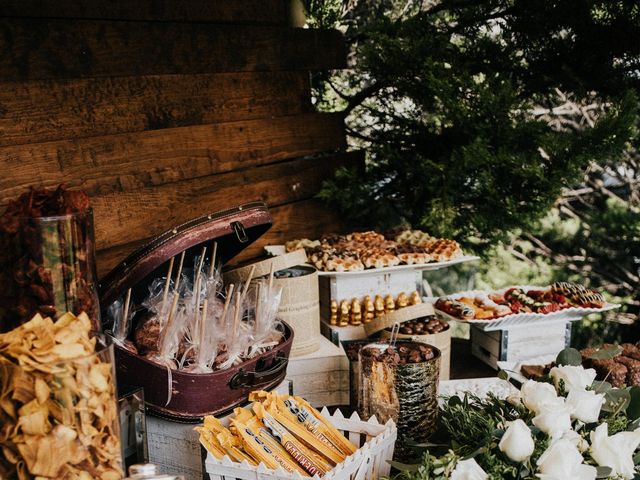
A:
99,201,294,421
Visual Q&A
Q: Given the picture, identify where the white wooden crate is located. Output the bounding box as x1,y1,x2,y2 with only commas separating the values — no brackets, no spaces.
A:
146,381,292,480
319,269,420,321
286,336,350,407
204,410,397,480
470,320,571,369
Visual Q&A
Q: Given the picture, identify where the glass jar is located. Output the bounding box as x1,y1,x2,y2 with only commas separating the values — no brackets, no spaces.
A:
0,334,123,478
0,209,101,333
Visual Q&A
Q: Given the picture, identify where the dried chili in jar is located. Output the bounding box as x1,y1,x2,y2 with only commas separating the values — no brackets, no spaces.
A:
0,185,101,333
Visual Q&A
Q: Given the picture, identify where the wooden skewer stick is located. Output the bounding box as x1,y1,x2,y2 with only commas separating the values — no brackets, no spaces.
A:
121,288,132,337
255,282,261,333
173,251,186,294
240,265,256,304
159,292,180,354
219,284,235,329
267,262,275,299
233,291,242,340
196,299,209,365
209,242,218,280
196,246,207,282
161,257,175,308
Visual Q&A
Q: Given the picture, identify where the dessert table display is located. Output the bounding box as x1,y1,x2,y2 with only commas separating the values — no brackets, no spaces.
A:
2,185,635,480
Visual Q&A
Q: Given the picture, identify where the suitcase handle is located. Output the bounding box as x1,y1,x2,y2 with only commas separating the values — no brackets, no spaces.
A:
229,353,289,389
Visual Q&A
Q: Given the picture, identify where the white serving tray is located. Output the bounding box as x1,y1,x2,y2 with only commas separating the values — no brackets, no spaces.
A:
429,286,620,331
264,245,479,277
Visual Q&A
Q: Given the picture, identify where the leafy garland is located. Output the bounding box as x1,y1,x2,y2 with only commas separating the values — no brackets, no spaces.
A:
391,346,640,480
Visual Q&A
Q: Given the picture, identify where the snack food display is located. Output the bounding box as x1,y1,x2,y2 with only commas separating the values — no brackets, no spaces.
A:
435,282,609,321
359,341,440,460
520,343,640,389
0,311,123,479
197,390,357,477
386,316,448,336
329,291,423,326
287,229,464,272
0,185,100,333
108,246,286,374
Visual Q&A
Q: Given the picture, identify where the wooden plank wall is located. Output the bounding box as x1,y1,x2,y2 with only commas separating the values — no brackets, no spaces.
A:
0,0,358,277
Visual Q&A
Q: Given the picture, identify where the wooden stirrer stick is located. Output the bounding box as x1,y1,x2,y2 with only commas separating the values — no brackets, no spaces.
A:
197,298,209,364
220,284,235,328
173,251,186,294
209,242,218,280
121,288,132,336
161,256,175,309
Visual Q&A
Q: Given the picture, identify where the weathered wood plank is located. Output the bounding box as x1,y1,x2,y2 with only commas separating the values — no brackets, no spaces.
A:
0,72,310,146
0,0,291,25
0,112,346,203
97,198,345,278
0,18,346,81
91,151,360,251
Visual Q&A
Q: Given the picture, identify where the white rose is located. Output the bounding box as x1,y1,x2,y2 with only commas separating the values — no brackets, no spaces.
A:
566,389,604,423
451,458,488,480
590,423,640,479
536,438,597,480
521,380,559,414
499,419,535,462
532,400,573,439
549,365,597,393
561,430,589,452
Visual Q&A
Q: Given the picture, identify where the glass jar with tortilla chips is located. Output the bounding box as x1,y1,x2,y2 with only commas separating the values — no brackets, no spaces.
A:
0,312,123,479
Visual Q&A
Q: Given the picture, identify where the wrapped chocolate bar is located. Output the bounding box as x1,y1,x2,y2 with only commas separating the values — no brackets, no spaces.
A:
359,340,440,460
198,390,358,477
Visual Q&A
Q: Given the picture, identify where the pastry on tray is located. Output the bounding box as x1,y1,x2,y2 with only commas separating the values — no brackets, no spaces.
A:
436,282,609,321
284,229,465,271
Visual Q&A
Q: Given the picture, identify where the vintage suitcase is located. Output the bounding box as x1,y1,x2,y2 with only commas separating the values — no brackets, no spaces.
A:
99,201,294,421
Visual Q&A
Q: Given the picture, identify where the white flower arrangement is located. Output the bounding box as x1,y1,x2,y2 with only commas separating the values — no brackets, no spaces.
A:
392,347,640,480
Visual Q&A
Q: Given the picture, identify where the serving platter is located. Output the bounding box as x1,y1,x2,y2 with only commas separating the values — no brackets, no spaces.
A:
264,245,479,277
429,285,620,331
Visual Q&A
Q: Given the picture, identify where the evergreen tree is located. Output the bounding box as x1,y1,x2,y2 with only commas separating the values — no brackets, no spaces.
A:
312,0,640,250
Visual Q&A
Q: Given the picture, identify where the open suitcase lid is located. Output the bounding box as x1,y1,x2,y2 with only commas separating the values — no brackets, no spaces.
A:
99,201,272,307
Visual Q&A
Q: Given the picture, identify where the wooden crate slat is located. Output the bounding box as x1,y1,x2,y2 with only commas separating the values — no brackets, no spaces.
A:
0,112,346,204
0,0,290,25
91,151,359,251
97,198,345,278
0,72,310,147
0,18,346,81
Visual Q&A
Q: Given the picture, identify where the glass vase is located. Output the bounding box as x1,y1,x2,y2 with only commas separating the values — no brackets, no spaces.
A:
0,334,123,479
0,209,101,333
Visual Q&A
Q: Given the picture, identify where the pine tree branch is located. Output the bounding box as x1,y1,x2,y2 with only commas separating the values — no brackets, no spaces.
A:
342,82,385,115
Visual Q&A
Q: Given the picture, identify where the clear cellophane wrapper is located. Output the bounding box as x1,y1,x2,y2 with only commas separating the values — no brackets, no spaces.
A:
116,252,285,374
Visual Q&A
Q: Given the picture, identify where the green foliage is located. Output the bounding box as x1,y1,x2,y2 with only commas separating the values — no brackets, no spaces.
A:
311,1,640,251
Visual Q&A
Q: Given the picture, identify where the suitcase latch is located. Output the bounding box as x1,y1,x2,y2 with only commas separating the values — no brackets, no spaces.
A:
231,221,249,243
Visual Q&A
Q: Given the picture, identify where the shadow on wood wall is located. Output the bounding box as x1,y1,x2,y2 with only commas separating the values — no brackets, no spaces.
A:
0,0,361,276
